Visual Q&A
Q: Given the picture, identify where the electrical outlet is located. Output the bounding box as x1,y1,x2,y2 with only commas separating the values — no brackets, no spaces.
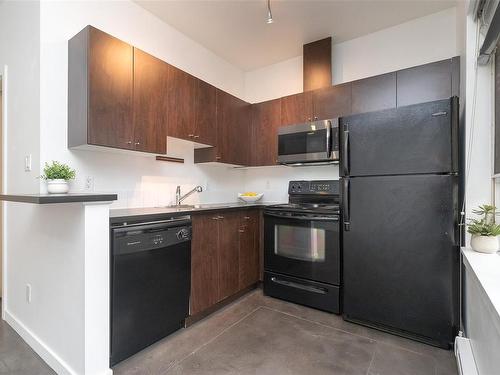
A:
26,284,32,304
24,155,32,172
85,176,95,192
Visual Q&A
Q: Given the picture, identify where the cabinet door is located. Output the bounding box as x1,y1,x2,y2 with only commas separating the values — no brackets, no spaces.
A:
190,213,220,315
217,211,240,301
88,27,134,149
397,59,452,107
251,99,281,166
132,48,168,154
312,83,351,120
238,210,260,290
194,79,217,146
216,90,251,165
281,92,313,125
167,66,196,141
351,73,396,115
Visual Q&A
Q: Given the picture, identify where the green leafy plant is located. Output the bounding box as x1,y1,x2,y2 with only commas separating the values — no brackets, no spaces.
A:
40,161,76,181
472,204,498,216
468,204,500,236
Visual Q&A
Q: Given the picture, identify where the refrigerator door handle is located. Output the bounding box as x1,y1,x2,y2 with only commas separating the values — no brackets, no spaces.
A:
342,127,350,176
343,178,350,231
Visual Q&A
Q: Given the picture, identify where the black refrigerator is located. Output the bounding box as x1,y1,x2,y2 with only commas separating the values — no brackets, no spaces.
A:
340,97,460,348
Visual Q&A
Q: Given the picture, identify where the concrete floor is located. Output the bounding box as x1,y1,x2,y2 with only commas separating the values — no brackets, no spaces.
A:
114,290,459,375
0,302,55,374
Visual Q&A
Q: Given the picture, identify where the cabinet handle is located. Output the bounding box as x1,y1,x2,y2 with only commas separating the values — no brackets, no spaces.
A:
244,216,250,220
126,141,132,145
193,135,200,139
135,142,140,146
188,134,194,138
216,156,221,160
212,217,219,220
238,229,245,233
307,117,311,122
314,116,318,120
218,215,224,220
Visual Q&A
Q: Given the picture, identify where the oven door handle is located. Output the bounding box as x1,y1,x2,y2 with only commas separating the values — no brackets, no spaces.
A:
270,277,327,295
264,212,339,221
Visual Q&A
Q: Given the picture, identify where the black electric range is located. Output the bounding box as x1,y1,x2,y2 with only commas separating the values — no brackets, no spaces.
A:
263,180,341,313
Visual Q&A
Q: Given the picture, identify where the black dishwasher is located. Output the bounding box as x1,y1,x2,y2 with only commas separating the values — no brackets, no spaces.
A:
110,216,191,366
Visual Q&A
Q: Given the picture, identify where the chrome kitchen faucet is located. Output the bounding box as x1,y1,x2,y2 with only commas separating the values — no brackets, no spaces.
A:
175,185,203,206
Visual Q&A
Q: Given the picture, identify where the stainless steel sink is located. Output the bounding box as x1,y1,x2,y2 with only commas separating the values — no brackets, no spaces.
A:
159,204,198,210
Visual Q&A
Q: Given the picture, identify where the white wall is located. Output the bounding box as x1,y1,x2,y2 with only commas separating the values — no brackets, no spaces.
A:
244,7,458,103
0,0,41,194
243,7,460,203
39,0,247,209
0,0,41,358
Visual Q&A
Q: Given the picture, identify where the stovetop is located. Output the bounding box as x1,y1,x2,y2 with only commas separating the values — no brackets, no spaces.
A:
266,180,340,215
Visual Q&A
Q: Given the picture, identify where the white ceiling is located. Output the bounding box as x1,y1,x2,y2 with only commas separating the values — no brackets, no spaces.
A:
134,0,457,71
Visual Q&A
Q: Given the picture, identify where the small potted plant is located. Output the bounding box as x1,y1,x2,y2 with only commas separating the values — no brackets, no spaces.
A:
468,205,500,254
40,161,76,194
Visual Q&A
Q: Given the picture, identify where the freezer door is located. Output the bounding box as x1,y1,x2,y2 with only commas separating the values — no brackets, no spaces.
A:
342,174,459,347
340,97,458,177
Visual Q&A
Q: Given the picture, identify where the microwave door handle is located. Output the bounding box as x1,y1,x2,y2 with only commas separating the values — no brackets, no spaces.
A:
343,178,351,231
325,120,331,158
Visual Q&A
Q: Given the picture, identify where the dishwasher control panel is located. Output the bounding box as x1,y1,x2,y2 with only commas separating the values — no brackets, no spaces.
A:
112,219,192,256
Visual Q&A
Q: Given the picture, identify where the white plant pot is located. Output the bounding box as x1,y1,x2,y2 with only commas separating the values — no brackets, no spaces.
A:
470,235,499,254
47,179,69,194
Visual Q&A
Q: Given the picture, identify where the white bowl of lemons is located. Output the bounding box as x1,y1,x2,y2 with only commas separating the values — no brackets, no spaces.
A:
238,192,264,203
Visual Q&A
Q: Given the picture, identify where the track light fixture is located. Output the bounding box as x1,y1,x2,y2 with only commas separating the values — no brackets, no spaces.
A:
267,0,273,24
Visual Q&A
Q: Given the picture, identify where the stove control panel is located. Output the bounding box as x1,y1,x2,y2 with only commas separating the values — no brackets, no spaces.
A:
289,180,339,195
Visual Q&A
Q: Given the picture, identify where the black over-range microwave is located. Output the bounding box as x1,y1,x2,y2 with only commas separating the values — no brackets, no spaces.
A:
277,119,339,165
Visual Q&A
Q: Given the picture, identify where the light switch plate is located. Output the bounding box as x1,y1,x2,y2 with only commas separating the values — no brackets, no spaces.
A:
24,154,32,172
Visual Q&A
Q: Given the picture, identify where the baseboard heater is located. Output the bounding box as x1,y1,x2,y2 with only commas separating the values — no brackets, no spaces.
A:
455,336,479,375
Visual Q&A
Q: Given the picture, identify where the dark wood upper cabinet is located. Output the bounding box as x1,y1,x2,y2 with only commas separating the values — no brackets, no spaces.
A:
190,213,220,316
303,37,332,92
133,48,168,154
397,59,453,107
69,26,134,150
351,73,396,115
251,99,281,166
312,83,352,120
167,66,197,141
194,79,217,146
280,92,313,125
216,90,251,165
238,210,260,290
217,212,240,301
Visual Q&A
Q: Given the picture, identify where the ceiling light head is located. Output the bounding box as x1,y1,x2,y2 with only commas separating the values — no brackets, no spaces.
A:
267,0,273,24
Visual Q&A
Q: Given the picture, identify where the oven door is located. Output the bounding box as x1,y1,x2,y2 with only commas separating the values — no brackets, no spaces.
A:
277,119,339,164
264,211,340,285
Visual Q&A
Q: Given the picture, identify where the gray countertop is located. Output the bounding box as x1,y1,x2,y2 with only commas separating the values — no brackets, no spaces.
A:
109,201,282,223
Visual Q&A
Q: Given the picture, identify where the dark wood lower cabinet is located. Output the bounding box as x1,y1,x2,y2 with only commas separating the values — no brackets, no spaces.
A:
190,213,220,316
217,212,241,301
190,209,261,316
238,210,260,289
